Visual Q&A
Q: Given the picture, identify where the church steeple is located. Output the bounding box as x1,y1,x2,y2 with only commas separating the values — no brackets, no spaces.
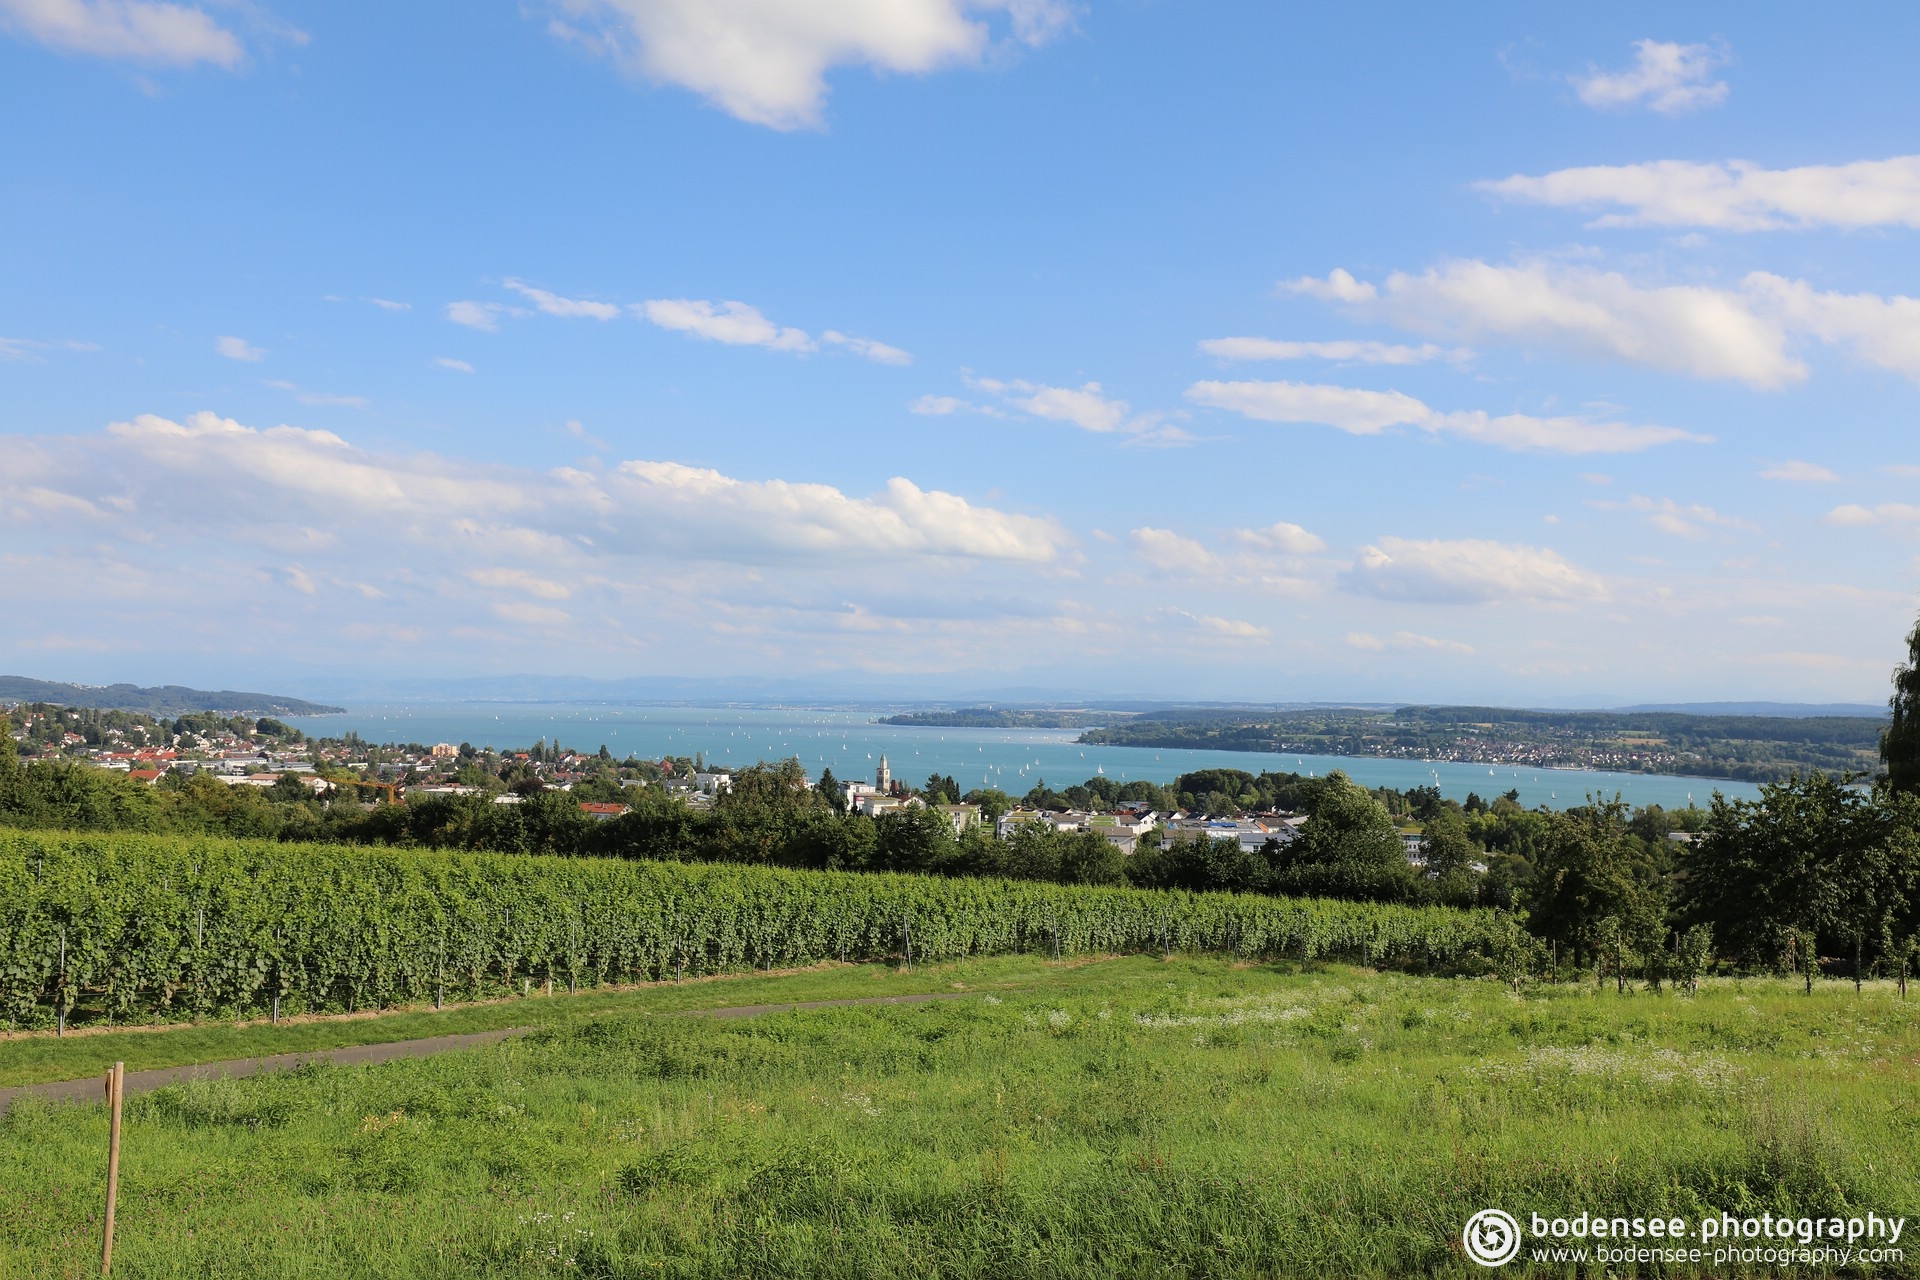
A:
876,754,891,791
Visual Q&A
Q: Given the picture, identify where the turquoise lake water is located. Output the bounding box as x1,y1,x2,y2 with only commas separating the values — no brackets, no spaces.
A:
289,704,1764,812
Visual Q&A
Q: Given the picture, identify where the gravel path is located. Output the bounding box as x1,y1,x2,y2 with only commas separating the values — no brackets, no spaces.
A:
0,989,981,1112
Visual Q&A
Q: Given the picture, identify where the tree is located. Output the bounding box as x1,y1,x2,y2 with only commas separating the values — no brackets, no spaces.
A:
816,767,845,814
1884,613,1920,794
965,788,1013,822
1293,772,1404,869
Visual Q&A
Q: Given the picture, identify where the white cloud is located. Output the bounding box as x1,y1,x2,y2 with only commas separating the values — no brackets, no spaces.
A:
435,357,475,373
1129,526,1221,575
636,298,815,352
1759,460,1839,483
1282,267,1376,304
1572,39,1729,115
1594,495,1757,538
469,567,573,600
1345,631,1385,651
1881,464,1920,479
504,278,622,320
1480,155,1920,231
0,0,243,67
1192,613,1268,639
821,330,912,365
265,381,368,410
447,300,521,331
3,412,1071,572
545,0,1072,130
1392,630,1474,654
1826,503,1920,528
1234,521,1326,554
909,394,967,415
1741,272,1920,381
0,336,98,362
1343,536,1607,604
1198,337,1462,366
1186,378,1706,455
214,335,264,362
493,600,572,627
611,461,1066,561
965,374,1188,443
1010,380,1130,433
1287,261,1801,389
365,297,410,312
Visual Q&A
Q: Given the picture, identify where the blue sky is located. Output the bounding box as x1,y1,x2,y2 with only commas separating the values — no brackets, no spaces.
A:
5,1,1920,704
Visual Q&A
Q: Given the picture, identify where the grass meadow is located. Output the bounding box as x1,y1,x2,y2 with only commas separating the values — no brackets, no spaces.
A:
2,956,1917,1278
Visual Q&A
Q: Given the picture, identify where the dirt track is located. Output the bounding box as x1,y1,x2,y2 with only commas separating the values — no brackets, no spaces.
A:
0,990,980,1113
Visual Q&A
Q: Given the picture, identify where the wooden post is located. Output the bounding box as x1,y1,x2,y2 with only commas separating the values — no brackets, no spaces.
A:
102,1061,124,1276
57,926,66,1037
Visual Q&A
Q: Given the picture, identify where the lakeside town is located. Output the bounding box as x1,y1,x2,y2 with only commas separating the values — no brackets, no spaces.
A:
5,700,1459,860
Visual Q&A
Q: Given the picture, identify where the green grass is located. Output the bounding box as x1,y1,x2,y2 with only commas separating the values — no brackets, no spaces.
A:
0,959,1043,1088
3,957,1917,1278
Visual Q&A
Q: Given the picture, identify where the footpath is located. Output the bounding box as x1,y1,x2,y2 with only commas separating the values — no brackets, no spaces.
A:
0,990,974,1113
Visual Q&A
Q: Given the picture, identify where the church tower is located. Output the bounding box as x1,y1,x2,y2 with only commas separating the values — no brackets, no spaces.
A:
876,754,891,791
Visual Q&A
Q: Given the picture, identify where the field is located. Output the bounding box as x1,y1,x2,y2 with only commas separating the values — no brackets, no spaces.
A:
4,955,1917,1279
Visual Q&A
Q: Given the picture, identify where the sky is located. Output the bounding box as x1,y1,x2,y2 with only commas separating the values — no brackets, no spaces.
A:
4,1,1920,705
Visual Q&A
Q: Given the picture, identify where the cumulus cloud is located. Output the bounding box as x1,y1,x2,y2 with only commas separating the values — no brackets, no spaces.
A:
1198,337,1463,366
1185,378,1706,455
0,0,245,67
545,0,1073,130
1741,273,1920,381
1826,503,1920,528
1572,39,1729,115
909,394,967,415
1480,155,1920,231
1345,631,1385,652
504,277,622,320
1285,261,1800,389
434,357,475,373
1342,536,1607,605
214,335,264,362
1234,521,1326,554
1760,460,1839,483
1129,527,1222,575
1,412,1070,570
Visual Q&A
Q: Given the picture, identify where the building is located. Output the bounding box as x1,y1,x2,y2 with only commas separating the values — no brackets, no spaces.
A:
431,742,459,759
935,803,981,836
876,754,891,792
579,802,631,821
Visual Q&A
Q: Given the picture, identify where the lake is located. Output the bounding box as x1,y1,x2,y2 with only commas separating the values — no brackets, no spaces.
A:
288,704,1764,811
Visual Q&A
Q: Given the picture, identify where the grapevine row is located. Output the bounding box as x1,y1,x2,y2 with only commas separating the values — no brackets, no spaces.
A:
0,831,1513,1029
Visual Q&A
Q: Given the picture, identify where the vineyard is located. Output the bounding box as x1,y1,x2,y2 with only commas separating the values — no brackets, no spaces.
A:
0,831,1512,1031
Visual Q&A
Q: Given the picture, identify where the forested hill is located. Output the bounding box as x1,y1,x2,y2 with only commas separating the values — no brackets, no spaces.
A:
1077,704,1887,783
0,677,342,717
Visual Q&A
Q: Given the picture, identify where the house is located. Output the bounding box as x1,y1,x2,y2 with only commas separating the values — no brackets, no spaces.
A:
127,768,164,785
579,802,631,821
854,793,922,817
935,803,981,835
693,772,732,795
